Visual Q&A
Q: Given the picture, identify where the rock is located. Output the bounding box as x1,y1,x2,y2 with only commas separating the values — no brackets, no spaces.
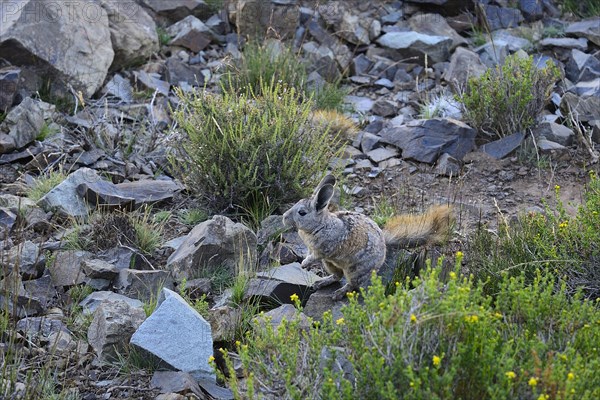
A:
344,96,374,114
99,0,159,70
565,49,600,83
518,0,544,21
165,57,205,87
561,92,600,122
207,305,242,342
0,67,20,112
540,37,588,51
481,5,523,31
131,288,215,382
167,15,215,53
0,0,114,97
82,259,119,280
88,300,146,362
376,31,453,64
253,304,311,331
0,97,47,153
303,282,345,321
302,42,340,81
256,215,285,246
533,122,574,147
48,250,92,288
16,316,74,353
79,291,143,315
228,0,299,40
380,118,477,164
491,30,532,52
77,178,182,210
434,152,461,176
537,139,567,153
0,272,44,317
306,19,353,73
408,13,467,50
102,73,134,102
481,131,525,159
140,0,211,23
318,2,379,45
256,262,322,287
0,208,17,233
37,168,101,218
3,241,45,280
133,70,170,96
151,371,203,397
571,79,600,98
404,0,473,16
565,17,600,47
244,277,311,307
372,99,397,118
367,147,399,164
167,215,257,281
477,42,509,67
115,269,174,302
22,273,57,311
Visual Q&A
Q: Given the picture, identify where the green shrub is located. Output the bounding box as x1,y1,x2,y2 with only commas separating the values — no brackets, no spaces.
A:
556,0,600,17
219,264,600,399
467,171,600,299
27,168,68,202
459,54,560,139
170,81,344,226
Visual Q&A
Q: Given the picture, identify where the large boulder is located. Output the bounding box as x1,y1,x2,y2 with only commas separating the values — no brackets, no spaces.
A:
99,0,159,70
0,0,114,97
0,98,48,154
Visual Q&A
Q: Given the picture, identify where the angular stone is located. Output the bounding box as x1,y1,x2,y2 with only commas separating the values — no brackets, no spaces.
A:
244,277,311,306
167,16,214,53
344,96,374,113
0,0,114,97
151,371,203,397
133,70,170,96
37,168,103,217
115,269,174,302
140,0,211,22
82,259,119,280
318,2,378,45
0,97,47,153
48,250,92,287
0,67,20,112
0,272,44,317
256,262,322,287
482,5,523,31
540,37,588,51
519,0,544,21
100,0,159,69
402,0,473,16
434,152,461,176
565,49,600,83
408,13,467,50
22,273,57,311
372,99,397,117
253,304,311,331
0,208,16,233
561,92,600,122
380,118,476,164
165,57,205,87
307,20,353,72
537,139,567,153
88,300,146,362
565,17,600,47
481,131,525,159
80,291,143,315
491,30,532,52
302,282,345,321
302,42,340,81
367,147,399,163
376,31,452,64
131,288,215,381
533,122,574,147
3,241,45,280
167,215,257,281
229,0,299,40
571,79,600,98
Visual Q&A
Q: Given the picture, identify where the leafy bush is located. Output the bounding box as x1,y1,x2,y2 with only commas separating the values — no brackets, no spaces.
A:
467,171,600,299
170,81,343,226
556,0,600,17
459,54,560,139
219,264,600,399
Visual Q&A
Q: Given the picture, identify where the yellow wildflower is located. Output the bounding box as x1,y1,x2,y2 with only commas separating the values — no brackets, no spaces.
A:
410,314,417,323
456,251,464,258
449,271,457,279
336,318,345,325
529,377,538,387
567,372,575,380
208,355,215,362
290,293,299,303
505,371,516,379
432,355,441,367
537,394,549,400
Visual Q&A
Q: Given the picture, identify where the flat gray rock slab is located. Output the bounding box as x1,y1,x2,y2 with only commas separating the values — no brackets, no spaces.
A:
38,168,102,218
131,288,215,382
79,291,143,315
256,262,322,287
481,132,525,159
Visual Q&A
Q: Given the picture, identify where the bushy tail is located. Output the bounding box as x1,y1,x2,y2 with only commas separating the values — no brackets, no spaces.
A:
383,205,453,247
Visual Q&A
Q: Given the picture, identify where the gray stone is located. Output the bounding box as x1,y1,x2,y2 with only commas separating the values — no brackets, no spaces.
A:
256,262,322,287
540,37,588,51
403,0,472,16
307,20,353,72
482,5,523,31
344,96,374,113
0,0,114,97
408,13,467,50
141,0,211,22
82,259,119,280
88,300,146,362
100,0,159,70
3,241,45,280
491,30,532,52
481,131,525,159
434,152,461,176
537,139,567,153
79,291,143,315
565,17,600,47
376,31,452,64
207,304,241,342
0,272,44,317
533,122,574,147
131,288,215,381
165,57,205,87
229,0,299,40
361,132,383,153
102,74,134,102
115,269,174,302
48,250,92,287
256,215,285,246
565,49,600,83
477,42,509,67
571,79,600,98
244,276,312,306
302,42,340,82
519,0,544,21
351,54,373,76
0,97,47,153
561,92,600,122
37,168,101,218
22,273,57,311
380,118,477,164
318,2,379,45
303,282,345,321
0,67,20,112
151,371,203,397
167,215,257,281
253,304,311,331
167,15,214,53
372,99,397,117
0,208,16,233
367,147,399,163
133,70,170,96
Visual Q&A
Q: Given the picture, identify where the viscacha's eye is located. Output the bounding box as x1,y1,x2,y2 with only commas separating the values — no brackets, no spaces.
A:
298,209,307,216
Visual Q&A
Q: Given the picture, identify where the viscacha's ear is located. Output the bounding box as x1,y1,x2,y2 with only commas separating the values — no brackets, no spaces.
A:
313,183,335,212
312,174,336,197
